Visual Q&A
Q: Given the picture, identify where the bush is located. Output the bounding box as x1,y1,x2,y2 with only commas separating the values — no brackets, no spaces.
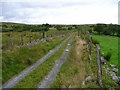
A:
104,52,112,61
91,37,99,44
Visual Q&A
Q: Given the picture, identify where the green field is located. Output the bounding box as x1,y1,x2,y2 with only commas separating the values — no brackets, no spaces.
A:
91,35,118,66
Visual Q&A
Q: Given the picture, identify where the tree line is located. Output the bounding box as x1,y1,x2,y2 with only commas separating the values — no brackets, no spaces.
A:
1,22,120,36
93,24,120,36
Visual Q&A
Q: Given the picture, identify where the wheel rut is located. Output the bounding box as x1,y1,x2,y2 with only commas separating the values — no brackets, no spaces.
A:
37,39,73,88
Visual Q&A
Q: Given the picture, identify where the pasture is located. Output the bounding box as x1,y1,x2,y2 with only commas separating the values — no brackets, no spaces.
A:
91,35,118,65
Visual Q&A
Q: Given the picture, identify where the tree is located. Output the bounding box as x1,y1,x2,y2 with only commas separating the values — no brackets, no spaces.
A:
94,24,107,34
41,23,50,38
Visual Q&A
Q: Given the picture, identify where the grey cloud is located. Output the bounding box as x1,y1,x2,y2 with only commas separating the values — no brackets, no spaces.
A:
1,1,87,23
0,0,118,24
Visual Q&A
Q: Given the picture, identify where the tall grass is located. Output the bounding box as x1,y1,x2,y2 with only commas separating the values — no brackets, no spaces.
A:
2,36,67,84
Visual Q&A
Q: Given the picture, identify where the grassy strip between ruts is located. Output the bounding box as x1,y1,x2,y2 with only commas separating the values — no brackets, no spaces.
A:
13,36,72,88
3,35,68,84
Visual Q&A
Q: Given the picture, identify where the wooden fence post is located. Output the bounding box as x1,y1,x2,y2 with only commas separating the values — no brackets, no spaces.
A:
89,37,92,55
86,31,92,63
42,31,45,38
9,34,13,45
34,32,37,40
96,44,103,88
78,30,79,36
21,34,24,45
39,32,42,40
86,31,92,54
29,34,32,43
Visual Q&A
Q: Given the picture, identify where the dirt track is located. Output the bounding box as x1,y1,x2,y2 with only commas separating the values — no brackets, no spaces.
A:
37,39,73,88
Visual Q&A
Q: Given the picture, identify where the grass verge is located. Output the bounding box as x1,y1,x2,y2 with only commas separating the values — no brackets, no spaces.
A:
13,37,71,88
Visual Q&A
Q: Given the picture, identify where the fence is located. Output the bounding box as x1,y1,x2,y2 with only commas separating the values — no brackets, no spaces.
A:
2,30,70,49
86,31,103,88
86,31,92,63
96,44,103,88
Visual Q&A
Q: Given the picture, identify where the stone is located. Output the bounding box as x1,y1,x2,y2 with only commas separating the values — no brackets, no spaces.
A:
65,49,69,52
82,81,85,85
68,44,70,46
109,71,116,77
112,76,120,85
118,77,120,80
68,85,72,88
49,63,54,64
104,68,109,73
110,64,116,68
112,68,118,73
85,76,92,81
100,57,106,64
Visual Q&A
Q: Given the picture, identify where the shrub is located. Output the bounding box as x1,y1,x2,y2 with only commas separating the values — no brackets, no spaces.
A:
104,52,112,61
91,37,99,44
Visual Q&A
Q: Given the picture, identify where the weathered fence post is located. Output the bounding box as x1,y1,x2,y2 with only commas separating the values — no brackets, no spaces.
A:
86,31,92,63
89,37,92,55
96,44,103,88
46,32,49,37
78,30,79,36
21,34,24,45
34,32,37,40
29,34,32,43
8,34,13,45
42,31,45,38
39,32,42,40
80,30,82,39
86,31,92,54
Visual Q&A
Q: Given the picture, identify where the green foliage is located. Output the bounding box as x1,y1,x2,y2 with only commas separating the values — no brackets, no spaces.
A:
91,37,99,44
94,23,120,36
1,22,50,32
103,52,112,61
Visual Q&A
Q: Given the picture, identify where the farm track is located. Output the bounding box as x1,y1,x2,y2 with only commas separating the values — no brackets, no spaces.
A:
37,39,73,88
2,36,70,88
20,35,64,47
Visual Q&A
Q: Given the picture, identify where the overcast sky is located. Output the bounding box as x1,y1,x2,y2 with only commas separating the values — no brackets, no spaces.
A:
0,0,119,24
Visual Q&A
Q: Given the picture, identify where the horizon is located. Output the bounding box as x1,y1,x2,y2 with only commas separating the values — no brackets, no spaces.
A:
1,21,117,25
